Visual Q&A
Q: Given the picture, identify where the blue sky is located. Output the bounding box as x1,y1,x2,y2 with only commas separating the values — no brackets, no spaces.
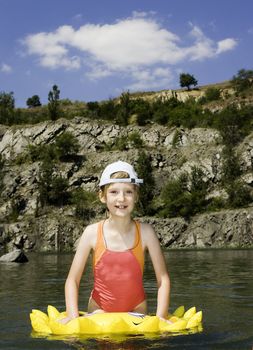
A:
0,0,253,107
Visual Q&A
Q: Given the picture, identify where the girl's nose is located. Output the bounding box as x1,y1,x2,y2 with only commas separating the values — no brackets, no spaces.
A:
117,191,125,201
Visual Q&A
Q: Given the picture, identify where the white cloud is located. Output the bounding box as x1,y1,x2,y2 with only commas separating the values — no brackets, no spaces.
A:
23,14,237,90
216,38,238,54
24,26,81,70
1,63,12,73
185,25,238,60
86,64,112,80
127,67,173,91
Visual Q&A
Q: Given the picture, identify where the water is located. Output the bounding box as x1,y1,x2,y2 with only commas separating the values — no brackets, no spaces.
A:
1,250,253,350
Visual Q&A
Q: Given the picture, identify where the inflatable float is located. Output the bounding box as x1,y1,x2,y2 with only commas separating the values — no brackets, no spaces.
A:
30,305,203,336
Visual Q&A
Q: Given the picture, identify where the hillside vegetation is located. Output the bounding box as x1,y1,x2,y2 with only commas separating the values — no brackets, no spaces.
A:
0,69,253,251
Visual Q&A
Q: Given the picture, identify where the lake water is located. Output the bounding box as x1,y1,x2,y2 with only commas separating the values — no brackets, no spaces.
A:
0,250,253,350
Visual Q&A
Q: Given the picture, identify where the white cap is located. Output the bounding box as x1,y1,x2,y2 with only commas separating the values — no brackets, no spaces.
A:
99,161,143,187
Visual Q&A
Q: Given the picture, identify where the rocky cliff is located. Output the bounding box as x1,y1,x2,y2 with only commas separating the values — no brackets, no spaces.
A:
0,117,252,252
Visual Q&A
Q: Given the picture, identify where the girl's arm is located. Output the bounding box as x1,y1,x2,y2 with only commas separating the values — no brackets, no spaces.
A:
143,223,170,319
63,224,96,321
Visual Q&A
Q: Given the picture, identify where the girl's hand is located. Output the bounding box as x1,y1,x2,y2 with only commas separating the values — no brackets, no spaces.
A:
158,316,173,324
58,316,73,324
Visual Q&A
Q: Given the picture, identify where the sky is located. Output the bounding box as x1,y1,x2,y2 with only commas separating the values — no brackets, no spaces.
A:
0,0,253,107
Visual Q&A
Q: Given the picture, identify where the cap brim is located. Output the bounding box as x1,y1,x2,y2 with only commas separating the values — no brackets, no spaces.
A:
99,178,143,187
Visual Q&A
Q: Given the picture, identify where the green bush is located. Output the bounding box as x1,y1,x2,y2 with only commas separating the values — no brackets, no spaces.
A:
151,97,180,125
206,197,226,212
0,154,5,193
129,98,151,125
104,131,144,151
159,168,208,219
214,105,253,145
99,99,118,121
27,144,58,162
38,157,69,207
172,129,182,147
116,136,128,151
135,151,155,215
55,131,80,160
48,176,69,206
26,95,41,108
204,87,221,102
70,188,97,219
221,146,241,184
128,131,144,148
116,91,131,125
231,69,253,93
86,101,101,119
226,180,252,208
159,173,188,218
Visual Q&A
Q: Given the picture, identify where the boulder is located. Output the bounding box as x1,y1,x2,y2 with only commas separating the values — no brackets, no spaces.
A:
0,249,28,263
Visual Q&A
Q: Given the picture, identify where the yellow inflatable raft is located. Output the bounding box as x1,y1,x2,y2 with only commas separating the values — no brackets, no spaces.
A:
30,305,203,336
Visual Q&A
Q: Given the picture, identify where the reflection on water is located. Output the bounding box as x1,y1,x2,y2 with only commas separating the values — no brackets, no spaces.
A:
0,250,253,349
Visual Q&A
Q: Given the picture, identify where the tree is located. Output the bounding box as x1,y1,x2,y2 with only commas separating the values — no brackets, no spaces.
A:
179,73,198,90
0,91,15,124
38,156,69,207
26,95,41,108
0,154,5,192
55,132,80,160
231,69,253,92
48,85,60,120
117,91,131,125
0,91,15,109
135,151,155,215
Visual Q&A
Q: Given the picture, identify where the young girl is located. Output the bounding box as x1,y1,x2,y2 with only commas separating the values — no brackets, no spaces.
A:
60,160,170,323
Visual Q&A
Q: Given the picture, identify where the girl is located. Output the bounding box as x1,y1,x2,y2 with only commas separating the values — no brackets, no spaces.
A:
60,160,170,323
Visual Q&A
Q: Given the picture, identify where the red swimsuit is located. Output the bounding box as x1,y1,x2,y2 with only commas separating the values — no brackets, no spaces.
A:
90,221,146,312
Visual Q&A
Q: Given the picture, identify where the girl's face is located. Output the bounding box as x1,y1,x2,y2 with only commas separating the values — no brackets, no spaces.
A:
100,182,137,217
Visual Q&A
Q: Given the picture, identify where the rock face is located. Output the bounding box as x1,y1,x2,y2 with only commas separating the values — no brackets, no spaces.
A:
146,207,253,248
0,118,253,252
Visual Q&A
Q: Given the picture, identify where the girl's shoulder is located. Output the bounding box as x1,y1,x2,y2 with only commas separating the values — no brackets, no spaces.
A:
138,221,157,247
138,221,155,233
84,221,100,234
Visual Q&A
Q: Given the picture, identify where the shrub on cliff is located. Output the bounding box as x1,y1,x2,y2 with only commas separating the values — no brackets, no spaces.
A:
226,180,252,208
48,84,60,121
0,91,15,125
221,146,241,184
99,99,118,121
135,151,155,215
199,87,221,103
26,95,41,108
231,69,253,93
214,105,252,146
70,188,97,220
26,132,79,163
0,154,5,193
104,131,144,151
55,132,80,160
129,98,151,125
38,157,70,207
159,167,208,219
